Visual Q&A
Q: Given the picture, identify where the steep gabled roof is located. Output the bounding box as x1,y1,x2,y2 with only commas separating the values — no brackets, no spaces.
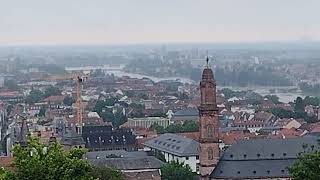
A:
211,136,319,179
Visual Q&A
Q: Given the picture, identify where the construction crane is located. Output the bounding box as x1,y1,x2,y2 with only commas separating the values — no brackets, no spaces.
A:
41,73,88,134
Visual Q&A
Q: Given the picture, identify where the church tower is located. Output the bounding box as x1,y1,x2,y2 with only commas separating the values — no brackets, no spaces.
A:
198,57,219,180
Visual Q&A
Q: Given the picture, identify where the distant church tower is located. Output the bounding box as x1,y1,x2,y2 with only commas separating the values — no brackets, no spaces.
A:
198,57,219,180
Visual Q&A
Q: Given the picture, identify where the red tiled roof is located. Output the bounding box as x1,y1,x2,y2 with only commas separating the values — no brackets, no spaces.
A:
176,132,200,141
43,95,65,102
0,91,22,97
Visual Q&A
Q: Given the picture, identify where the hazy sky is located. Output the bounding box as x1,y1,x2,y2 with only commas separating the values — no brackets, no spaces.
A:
1,0,319,45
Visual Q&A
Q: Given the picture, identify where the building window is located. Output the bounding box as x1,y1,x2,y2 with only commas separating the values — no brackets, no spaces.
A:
208,148,213,160
207,125,213,137
186,157,189,160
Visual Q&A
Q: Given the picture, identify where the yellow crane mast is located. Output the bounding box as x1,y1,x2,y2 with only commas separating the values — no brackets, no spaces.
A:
41,73,88,134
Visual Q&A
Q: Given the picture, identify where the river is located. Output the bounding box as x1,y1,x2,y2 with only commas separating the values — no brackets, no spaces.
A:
66,65,310,103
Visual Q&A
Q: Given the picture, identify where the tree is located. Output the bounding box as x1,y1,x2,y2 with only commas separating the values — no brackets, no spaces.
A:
264,95,280,104
161,161,195,180
89,166,124,180
4,79,20,91
0,137,123,180
44,86,61,98
303,96,320,106
38,107,46,117
0,137,93,180
294,97,305,112
288,151,320,180
182,120,199,132
26,89,44,104
63,96,75,106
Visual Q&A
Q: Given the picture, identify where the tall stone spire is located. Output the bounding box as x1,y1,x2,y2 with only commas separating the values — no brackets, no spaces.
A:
16,119,29,148
198,56,219,180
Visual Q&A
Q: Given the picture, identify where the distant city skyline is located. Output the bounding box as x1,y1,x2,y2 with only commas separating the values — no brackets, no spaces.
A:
1,0,320,45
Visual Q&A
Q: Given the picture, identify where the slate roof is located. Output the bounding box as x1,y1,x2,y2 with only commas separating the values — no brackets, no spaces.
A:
174,108,198,116
221,136,319,161
143,133,199,157
82,126,136,148
86,150,148,159
211,136,320,179
88,156,164,170
212,159,294,179
172,108,199,121
61,130,85,146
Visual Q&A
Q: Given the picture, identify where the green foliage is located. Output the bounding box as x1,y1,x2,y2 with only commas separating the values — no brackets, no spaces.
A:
4,79,20,91
179,92,189,100
37,107,46,117
0,137,124,180
94,99,127,127
270,107,317,123
151,120,199,134
63,96,75,106
26,89,44,104
138,93,148,100
0,137,93,180
44,86,61,98
294,97,305,112
154,151,166,162
288,151,320,180
264,95,280,104
160,161,195,180
128,103,145,118
89,166,124,180
303,96,320,106
220,88,263,103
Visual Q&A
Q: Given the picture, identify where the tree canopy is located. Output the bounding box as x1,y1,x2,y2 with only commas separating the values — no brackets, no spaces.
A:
63,96,75,106
44,86,61,98
151,120,199,134
160,161,195,180
289,150,320,180
4,79,20,91
26,89,44,104
264,95,280,104
0,137,123,180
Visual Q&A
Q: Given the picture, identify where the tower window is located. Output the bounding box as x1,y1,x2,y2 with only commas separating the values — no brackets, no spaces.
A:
208,148,214,160
207,125,214,137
